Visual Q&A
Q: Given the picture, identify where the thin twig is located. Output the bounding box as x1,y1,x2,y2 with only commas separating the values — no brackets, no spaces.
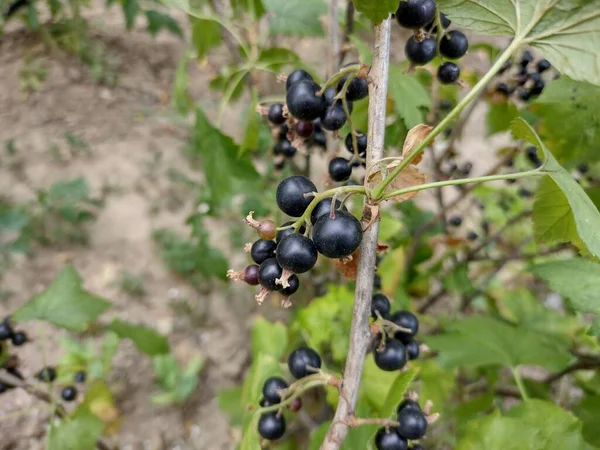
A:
321,18,392,450
339,0,355,65
544,358,600,383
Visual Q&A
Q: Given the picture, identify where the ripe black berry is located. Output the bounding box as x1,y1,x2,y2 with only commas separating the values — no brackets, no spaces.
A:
406,340,420,360
262,376,288,403
61,386,78,402
0,322,13,341
251,239,277,265
537,59,551,73
529,79,545,96
321,101,348,131
448,215,462,227
243,264,260,285
338,75,369,101
276,234,318,274
328,157,352,182
36,367,57,383
526,146,542,167
397,408,427,440
296,120,314,138
312,210,363,259
460,162,473,176
268,104,286,125
312,130,327,147
389,311,419,340
405,37,437,66
310,198,348,225
258,412,286,440
374,339,407,371
437,62,460,84
466,231,478,241
425,12,451,32
578,163,589,174
345,132,367,156
374,273,382,290
281,274,300,296
74,371,87,383
286,69,313,91
496,82,512,96
375,427,408,450
11,331,27,346
520,89,532,102
276,221,306,243
371,293,391,319
276,175,317,217
258,258,284,291
518,187,533,198
396,0,437,29
440,30,469,59
397,399,421,415
288,347,322,379
286,80,327,121
275,139,297,158
519,50,533,68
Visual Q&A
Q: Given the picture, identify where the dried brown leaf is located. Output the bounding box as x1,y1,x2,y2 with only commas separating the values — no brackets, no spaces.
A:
334,249,360,280
402,124,433,164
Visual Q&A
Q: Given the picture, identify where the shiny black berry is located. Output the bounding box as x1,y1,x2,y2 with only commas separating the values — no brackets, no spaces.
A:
397,408,427,440
312,130,327,147
529,79,545,96
268,104,286,125
262,376,288,404
275,139,297,158
537,59,551,73
258,258,284,291
74,371,86,383
578,163,589,174
288,347,322,379
437,62,460,84
519,50,533,68
328,157,352,182
276,234,318,274
296,120,314,138
448,215,462,227
0,322,13,341
276,175,317,217
375,427,408,450
374,339,408,371
286,69,313,91
61,386,78,402
396,0,437,29
281,274,300,296
312,210,363,259
425,12,451,33
244,264,260,285
310,198,348,225
321,101,349,131
36,367,57,383
389,311,419,340
286,80,327,121
496,82,512,96
406,340,420,360
338,75,369,101
397,399,421,415
371,293,391,319
466,231,478,241
526,146,542,167
405,37,437,66
345,132,367,156
258,412,286,440
11,331,27,346
251,239,277,265
276,221,306,243
440,30,469,59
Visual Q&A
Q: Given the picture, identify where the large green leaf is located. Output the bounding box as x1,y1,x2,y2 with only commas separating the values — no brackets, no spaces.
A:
145,10,184,37
379,366,419,418
352,0,397,24
106,319,170,356
250,316,288,360
574,395,600,448
360,355,400,413
437,0,600,86
487,102,518,136
425,316,571,370
13,265,111,332
48,407,105,450
511,118,600,258
192,18,222,60
263,0,326,37
388,65,431,129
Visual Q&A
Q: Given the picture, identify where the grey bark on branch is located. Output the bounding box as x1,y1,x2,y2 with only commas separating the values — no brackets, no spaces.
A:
320,17,392,450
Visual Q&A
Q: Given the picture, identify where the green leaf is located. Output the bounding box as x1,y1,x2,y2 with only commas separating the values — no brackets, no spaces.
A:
231,0,266,19
361,355,400,413
217,386,244,425
263,0,326,36
151,354,204,404
388,65,431,129
145,10,184,37
122,0,139,30
257,47,302,71
48,407,105,450
192,106,260,207
173,53,192,114
240,90,261,156
511,118,600,257
105,319,170,355
251,316,288,360
13,265,111,332
191,18,222,60
425,316,571,370
487,101,518,136
437,0,600,85
352,0,397,24
574,395,600,447
380,367,419,418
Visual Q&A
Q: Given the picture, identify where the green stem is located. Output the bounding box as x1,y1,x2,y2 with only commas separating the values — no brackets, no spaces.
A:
256,379,327,415
380,169,542,201
512,367,530,401
371,37,525,200
318,64,361,95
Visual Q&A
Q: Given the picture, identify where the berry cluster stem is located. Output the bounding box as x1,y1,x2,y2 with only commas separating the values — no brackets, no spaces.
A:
318,64,361,96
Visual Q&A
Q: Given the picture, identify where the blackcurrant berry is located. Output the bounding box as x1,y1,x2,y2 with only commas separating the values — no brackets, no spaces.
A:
262,376,288,404
529,79,545,96
278,122,289,139
281,274,300,296
286,80,327,121
440,31,469,59
498,59,512,74
448,215,462,227
345,132,367,156
276,175,317,217
518,187,533,198
389,311,419,340
528,72,542,83
371,293,391,319
276,234,318,274
275,139,297,158
74,371,87,383
312,130,327,147
396,0,437,29
323,86,337,105
258,258,283,291
578,163,589,174
321,101,349,131
286,69,313,91
276,222,306,243
519,89,532,101
405,37,437,66
466,231,478,241
375,427,408,450
296,120,314,138
312,210,363,259
437,62,460,84
397,399,421,415
259,397,274,407
7,367,23,380
268,104,286,125
526,146,542,167
406,340,420,360
328,157,352,182
244,264,260,285
337,75,369,101
257,219,277,241
374,339,408,371
397,408,427,440
61,386,78,402
0,383,8,394
519,50,533,68
425,12,451,33
36,366,57,383
411,445,424,450
251,239,277,265
537,59,551,73
374,273,382,290
310,198,348,225
0,322,13,341
460,162,473,176
495,82,512,96
288,347,322,379
258,412,286,440
11,331,27,346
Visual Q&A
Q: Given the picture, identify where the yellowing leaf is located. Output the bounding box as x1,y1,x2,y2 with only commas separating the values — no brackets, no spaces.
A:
402,124,433,164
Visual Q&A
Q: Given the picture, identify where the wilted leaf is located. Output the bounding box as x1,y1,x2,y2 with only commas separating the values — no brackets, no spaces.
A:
368,162,426,203
402,124,433,164
334,248,360,280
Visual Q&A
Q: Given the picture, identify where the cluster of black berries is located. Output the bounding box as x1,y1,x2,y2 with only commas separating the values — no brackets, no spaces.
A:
230,175,363,306
396,0,468,85
494,50,555,102
36,366,86,401
375,399,430,450
328,130,368,183
371,295,421,371
258,347,322,441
